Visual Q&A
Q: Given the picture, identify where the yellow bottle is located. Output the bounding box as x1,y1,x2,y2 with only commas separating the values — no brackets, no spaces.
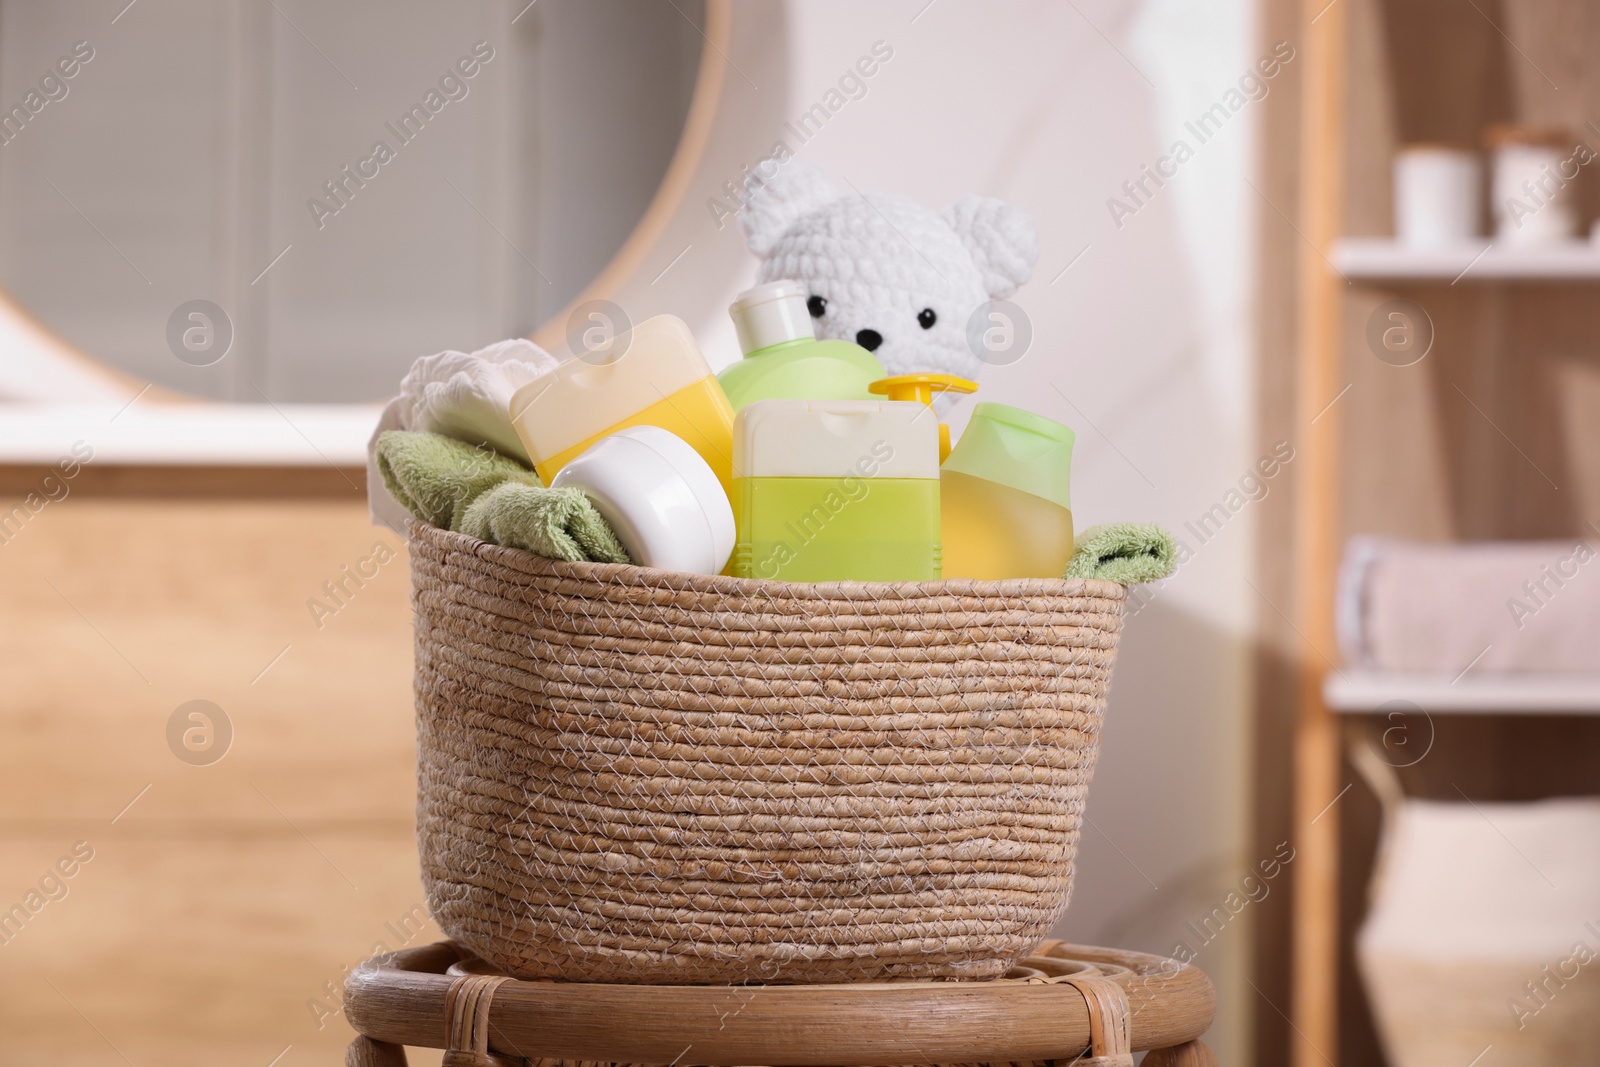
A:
940,402,1075,580
730,399,942,582
508,315,735,492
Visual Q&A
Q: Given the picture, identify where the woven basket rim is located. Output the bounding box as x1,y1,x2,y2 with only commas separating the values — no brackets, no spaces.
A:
407,520,1129,602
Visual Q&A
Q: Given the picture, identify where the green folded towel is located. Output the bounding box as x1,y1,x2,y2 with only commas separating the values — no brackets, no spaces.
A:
459,480,630,563
1064,523,1176,585
375,431,629,564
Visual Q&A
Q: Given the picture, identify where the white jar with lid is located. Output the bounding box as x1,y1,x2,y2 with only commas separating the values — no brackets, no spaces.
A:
1393,144,1480,246
550,425,735,575
1487,125,1580,245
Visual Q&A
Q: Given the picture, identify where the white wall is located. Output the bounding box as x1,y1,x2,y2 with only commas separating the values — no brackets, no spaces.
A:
691,1,1264,1058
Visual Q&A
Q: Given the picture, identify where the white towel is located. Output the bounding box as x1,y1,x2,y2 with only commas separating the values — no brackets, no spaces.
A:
366,338,559,533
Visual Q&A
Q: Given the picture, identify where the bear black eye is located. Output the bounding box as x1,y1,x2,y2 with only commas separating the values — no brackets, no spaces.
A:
917,308,937,329
807,295,827,318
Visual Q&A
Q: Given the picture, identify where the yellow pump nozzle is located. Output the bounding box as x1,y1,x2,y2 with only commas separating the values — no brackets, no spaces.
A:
868,374,978,461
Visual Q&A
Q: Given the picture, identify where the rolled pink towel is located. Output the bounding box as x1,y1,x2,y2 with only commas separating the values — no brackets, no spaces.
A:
1338,537,1600,674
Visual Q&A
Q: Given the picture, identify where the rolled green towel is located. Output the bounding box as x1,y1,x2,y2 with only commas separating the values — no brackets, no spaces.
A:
1064,523,1176,585
375,430,629,564
460,481,629,563
376,429,534,530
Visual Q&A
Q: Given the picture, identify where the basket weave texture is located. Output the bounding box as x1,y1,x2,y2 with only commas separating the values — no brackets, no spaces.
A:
410,522,1127,984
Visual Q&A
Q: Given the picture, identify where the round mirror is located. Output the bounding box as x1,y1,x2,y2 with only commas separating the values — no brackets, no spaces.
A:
0,0,704,401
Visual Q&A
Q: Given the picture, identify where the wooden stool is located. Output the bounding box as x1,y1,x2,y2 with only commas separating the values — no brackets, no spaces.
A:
343,940,1218,1067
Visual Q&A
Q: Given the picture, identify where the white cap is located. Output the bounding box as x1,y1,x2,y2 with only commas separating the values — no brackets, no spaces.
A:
551,425,735,575
729,280,814,356
733,399,940,480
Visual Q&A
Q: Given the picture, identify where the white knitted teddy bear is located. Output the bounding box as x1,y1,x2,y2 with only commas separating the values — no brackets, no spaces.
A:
740,161,1040,381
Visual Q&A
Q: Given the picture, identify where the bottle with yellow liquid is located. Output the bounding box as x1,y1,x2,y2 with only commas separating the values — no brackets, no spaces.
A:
508,315,735,492
730,399,941,582
940,402,1075,580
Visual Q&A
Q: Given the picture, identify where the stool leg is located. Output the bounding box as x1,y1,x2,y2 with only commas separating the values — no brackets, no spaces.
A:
347,1035,408,1067
441,1054,528,1066
1143,1039,1218,1067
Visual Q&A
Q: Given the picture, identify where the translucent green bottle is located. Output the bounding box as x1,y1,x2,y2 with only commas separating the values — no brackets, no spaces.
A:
718,281,885,412
940,403,1075,579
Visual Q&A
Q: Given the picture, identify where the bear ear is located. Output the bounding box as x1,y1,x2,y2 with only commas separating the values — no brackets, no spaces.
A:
942,195,1040,298
741,160,840,257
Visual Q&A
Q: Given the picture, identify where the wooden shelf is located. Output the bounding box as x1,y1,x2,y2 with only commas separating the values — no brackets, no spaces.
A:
1325,670,1600,715
1283,0,1600,1061
1332,237,1600,280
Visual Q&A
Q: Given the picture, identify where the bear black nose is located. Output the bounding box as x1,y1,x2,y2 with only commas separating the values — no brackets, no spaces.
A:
855,329,883,351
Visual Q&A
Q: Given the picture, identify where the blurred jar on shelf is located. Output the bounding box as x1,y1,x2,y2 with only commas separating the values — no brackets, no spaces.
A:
1487,124,1584,245
1393,143,1480,246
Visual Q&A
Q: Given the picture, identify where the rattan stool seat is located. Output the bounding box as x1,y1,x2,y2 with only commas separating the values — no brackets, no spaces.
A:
343,939,1217,1067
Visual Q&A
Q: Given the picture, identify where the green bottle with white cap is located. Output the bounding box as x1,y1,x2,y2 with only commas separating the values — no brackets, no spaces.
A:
940,402,1076,580
718,280,885,412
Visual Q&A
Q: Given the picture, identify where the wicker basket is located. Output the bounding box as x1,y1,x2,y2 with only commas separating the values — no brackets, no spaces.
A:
409,521,1127,984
